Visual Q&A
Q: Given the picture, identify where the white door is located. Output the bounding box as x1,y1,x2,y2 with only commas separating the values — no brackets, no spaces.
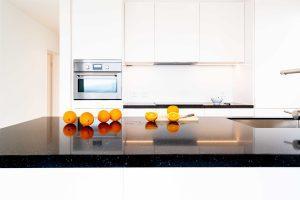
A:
72,0,123,59
47,53,53,116
199,2,245,63
155,1,199,62
255,0,300,109
125,1,155,62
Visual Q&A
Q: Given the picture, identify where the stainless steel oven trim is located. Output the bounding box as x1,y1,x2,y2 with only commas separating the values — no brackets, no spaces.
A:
73,72,122,100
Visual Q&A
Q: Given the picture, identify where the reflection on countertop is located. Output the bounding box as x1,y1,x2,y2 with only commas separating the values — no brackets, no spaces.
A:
0,117,300,156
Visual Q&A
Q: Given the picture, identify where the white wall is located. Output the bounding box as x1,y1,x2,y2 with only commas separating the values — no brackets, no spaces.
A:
59,0,72,115
0,0,59,128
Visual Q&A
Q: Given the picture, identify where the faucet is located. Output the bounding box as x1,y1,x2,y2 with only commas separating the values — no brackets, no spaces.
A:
284,110,300,120
281,68,300,119
280,68,300,75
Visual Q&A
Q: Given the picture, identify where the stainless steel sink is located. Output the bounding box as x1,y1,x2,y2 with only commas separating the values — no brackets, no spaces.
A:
232,119,300,128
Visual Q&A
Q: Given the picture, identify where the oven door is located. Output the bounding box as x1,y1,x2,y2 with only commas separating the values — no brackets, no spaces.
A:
74,72,122,100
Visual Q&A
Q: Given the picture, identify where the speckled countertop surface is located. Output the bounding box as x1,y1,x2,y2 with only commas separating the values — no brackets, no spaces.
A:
0,117,299,167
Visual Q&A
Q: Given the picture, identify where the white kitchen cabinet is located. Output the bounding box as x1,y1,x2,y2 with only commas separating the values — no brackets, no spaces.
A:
72,0,123,59
255,0,300,109
123,168,300,200
125,1,155,62
155,1,199,62
199,2,245,63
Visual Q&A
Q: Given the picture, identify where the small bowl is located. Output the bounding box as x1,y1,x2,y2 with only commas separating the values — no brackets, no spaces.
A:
211,97,223,105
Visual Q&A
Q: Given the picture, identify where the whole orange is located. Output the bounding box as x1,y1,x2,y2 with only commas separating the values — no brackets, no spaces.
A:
98,110,111,123
63,124,77,137
80,126,94,140
110,109,122,121
79,112,94,126
63,111,77,124
98,122,111,135
145,112,158,122
110,121,122,133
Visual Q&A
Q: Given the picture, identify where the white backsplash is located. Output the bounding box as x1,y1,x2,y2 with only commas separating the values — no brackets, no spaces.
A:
123,66,235,103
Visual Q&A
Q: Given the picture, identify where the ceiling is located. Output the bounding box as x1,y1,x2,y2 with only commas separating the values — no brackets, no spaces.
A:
9,0,59,33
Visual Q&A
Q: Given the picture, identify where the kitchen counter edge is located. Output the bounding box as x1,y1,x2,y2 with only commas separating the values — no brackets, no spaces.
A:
0,154,299,168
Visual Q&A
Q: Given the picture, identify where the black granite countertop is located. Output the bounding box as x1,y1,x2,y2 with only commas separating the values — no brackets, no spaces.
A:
123,102,253,109
0,117,300,167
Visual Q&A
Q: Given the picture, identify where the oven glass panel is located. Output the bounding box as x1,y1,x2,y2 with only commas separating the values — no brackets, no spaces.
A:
78,77,117,93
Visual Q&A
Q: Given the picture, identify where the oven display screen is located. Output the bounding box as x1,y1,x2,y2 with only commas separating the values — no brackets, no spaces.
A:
93,64,102,70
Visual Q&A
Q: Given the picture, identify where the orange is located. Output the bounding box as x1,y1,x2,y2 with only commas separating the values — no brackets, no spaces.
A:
167,112,180,122
80,126,94,140
63,124,77,137
145,112,158,122
63,111,77,124
98,110,111,123
98,122,111,135
79,112,94,126
110,109,122,121
167,122,180,133
145,122,158,130
110,121,122,134
167,105,179,114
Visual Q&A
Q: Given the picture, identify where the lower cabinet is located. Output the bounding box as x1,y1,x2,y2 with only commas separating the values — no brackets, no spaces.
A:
123,168,300,200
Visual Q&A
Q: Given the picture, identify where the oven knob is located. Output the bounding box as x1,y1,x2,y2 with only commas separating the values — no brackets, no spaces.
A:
85,64,90,70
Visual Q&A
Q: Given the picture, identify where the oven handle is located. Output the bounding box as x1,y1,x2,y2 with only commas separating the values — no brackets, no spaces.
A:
76,74,118,78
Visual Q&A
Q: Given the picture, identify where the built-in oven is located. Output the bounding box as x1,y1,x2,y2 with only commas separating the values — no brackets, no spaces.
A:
73,59,122,100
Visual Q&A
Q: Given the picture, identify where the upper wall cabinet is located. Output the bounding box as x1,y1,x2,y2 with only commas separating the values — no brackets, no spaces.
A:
72,0,123,59
155,1,200,62
125,1,155,62
199,2,245,63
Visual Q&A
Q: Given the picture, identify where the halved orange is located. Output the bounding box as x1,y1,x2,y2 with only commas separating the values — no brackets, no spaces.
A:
167,122,180,133
167,112,180,122
167,105,179,114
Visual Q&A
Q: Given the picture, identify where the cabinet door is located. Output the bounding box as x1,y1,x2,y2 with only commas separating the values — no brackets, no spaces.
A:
72,0,123,59
255,0,300,108
155,1,199,62
125,1,155,62
199,2,244,63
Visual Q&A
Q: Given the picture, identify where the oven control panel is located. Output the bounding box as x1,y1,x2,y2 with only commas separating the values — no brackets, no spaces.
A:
74,59,122,72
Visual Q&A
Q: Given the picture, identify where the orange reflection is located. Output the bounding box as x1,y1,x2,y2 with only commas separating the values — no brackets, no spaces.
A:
110,121,122,134
145,122,158,130
80,126,94,140
98,122,111,135
167,122,180,133
63,124,77,137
